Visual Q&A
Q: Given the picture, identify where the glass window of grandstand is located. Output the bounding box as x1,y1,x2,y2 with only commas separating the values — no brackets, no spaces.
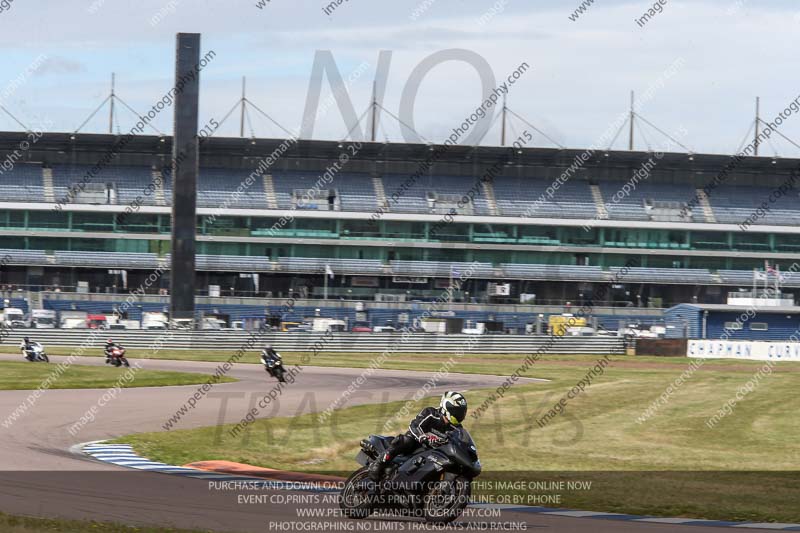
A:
115,213,161,233
1,236,25,250
603,228,681,249
749,322,768,331
774,234,800,252
602,255,638,267
428,220,467,242
200,216,249,236
560,226,597,246
28,210,69,230
199,242,249,256
517,225,558,245
728,258,763,271
732,231,770,251
382,221,426,240
340,219,381,239
495,251,570,266
428,249,468,263
292,245,336,259
293,218,337,238
723,321,743,330
472,223,514,244
248,217,282,236
690,231,728,250
336,246,382,260
0,210,25,229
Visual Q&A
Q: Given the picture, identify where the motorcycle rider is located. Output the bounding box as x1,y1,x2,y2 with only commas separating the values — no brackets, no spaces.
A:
369,391,468,482
20,336,35,361
104,338,123,364
260,344,281,366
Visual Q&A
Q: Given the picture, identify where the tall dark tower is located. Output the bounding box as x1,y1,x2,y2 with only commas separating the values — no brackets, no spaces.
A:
170,33,201,323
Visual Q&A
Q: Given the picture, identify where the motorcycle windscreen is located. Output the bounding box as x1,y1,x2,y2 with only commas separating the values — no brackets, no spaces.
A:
451,427,476,451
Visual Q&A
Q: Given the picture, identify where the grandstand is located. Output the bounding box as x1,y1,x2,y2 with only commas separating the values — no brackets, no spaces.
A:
1,130,800,330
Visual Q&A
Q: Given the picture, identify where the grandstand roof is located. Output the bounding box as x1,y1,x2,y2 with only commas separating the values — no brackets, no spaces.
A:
3,130,800,178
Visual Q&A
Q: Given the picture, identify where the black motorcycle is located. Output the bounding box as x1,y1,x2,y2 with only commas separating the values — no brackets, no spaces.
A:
261,351,286,383
339,427,481,523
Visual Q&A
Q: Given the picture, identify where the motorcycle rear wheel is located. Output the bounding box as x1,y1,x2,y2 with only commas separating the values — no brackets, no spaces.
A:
339,467,374,520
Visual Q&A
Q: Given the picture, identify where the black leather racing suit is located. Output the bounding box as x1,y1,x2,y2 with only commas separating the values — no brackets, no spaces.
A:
370,407,459,480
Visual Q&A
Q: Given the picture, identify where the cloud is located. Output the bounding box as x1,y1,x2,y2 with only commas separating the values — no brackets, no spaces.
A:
35,56,87,76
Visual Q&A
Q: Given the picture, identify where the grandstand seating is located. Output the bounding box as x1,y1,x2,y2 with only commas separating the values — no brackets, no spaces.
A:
597,182,701,222
2,164,799,228
51,164,155,206
608,266,715,284
500,263,607,281
271,171,378,212
197,168,265,209
492,176,596,218
707,185,800,226
278,257,384,276
0,163,44,202
389,260,494,278
5,246,800,287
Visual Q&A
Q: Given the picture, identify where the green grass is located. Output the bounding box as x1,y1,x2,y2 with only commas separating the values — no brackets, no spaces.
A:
0,512,210,532
0,344,763,373
0,361,235,390
115,354,800,523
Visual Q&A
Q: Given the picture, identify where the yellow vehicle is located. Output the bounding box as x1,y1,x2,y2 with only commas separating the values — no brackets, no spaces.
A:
280,321,301,332
548,314,587,336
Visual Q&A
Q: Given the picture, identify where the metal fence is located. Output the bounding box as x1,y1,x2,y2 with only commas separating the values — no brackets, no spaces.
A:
2,330,626,354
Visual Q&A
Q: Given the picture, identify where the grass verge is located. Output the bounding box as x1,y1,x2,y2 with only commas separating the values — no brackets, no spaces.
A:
115,355,800,523
0,511,210,532
0,361,235,390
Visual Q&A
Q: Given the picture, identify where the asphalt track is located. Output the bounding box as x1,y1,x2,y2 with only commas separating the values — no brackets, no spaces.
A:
0,354,761,532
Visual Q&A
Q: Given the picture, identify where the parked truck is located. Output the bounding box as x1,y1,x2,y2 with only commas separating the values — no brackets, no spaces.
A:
30,309,57,329
60,311,88,329
142,311,168,330
311,317,346,332
1,308,25,328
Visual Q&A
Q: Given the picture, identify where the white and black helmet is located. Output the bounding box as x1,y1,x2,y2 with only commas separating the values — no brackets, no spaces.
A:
440,391,467,425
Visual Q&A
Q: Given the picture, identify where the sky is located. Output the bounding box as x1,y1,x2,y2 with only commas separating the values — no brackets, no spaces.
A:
1,0,799,156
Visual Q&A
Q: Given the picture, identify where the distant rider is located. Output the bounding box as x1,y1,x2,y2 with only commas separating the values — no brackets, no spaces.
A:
104,338,123,364
20,336,35,361
260,344,281,366
369,391,468,481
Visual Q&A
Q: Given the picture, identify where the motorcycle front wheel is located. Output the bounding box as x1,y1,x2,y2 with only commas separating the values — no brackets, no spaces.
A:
121,357,130,367
339,467,374,520
40,354,49,363
422,475,471,524
276,367,286,383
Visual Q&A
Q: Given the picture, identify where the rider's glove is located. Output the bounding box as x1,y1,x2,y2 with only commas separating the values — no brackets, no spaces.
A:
424,433,441,446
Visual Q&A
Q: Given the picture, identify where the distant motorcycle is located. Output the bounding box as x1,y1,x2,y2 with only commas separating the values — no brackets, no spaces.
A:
340,427,480,523
261,351,286,383
23,342,49,363
106,346,130,368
